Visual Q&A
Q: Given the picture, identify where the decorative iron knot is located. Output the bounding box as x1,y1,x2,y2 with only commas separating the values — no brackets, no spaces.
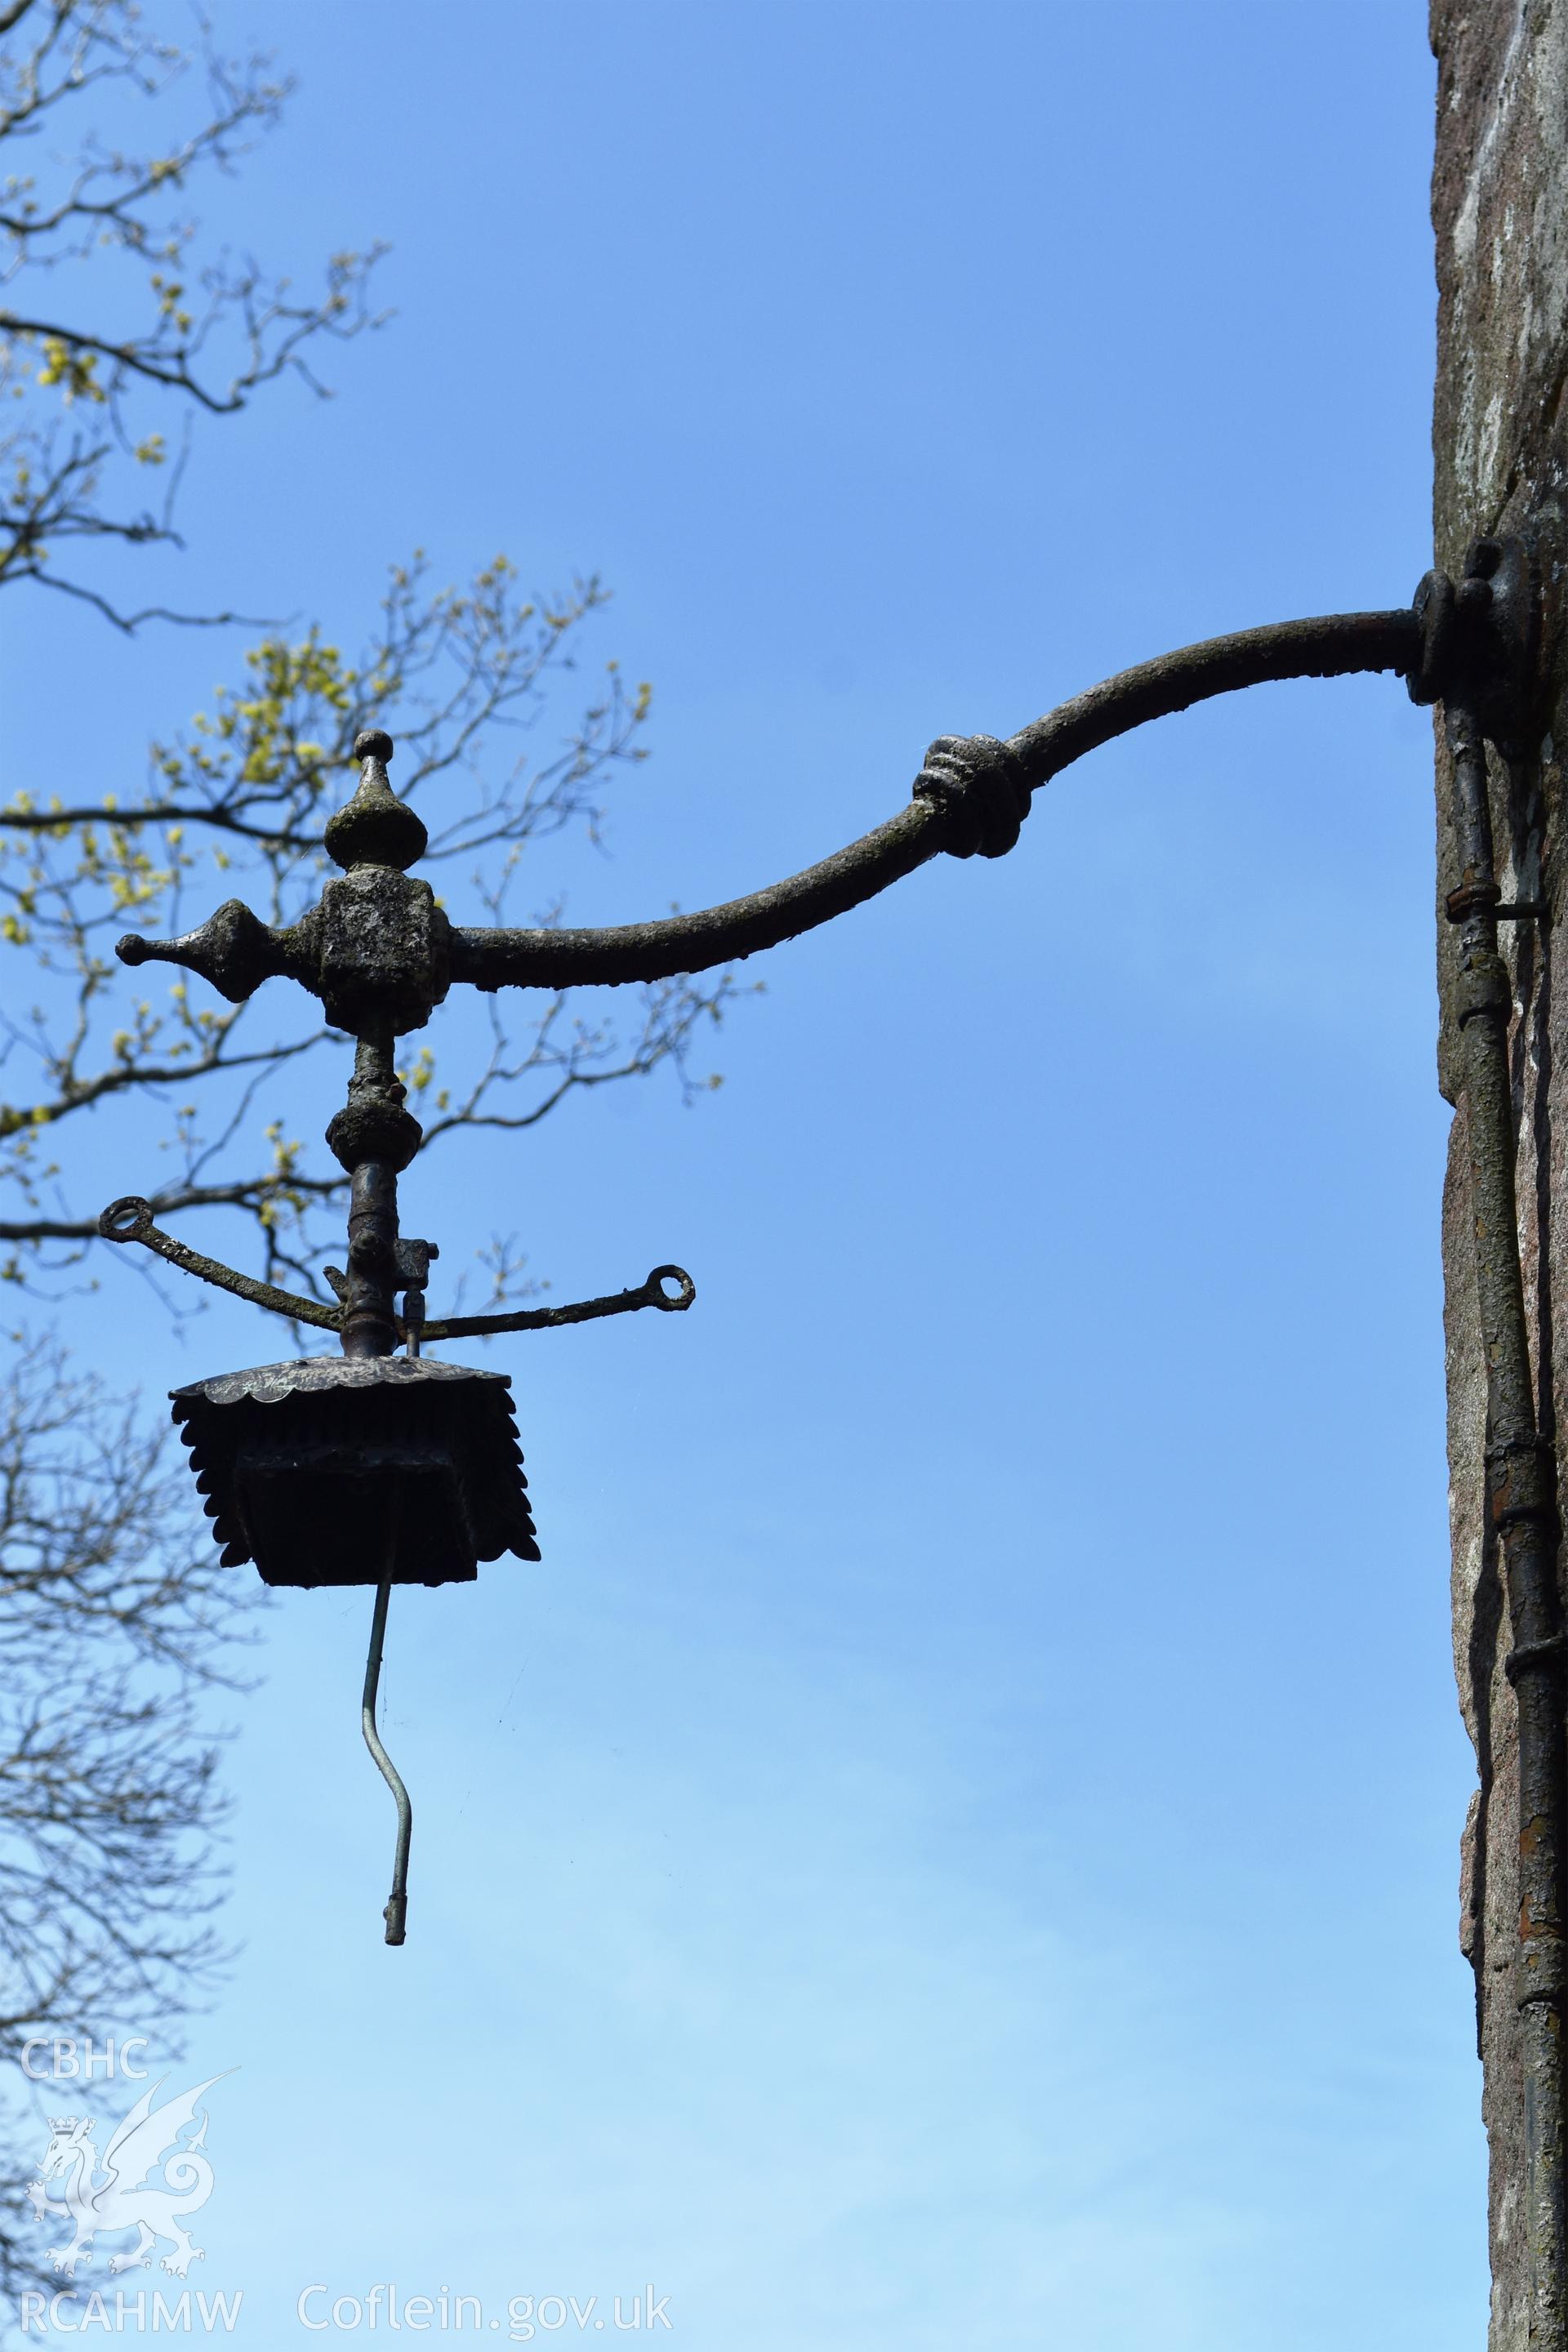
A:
911,733,1033,859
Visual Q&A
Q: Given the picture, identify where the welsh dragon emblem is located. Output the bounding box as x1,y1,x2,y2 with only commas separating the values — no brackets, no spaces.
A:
28,2074,230,2280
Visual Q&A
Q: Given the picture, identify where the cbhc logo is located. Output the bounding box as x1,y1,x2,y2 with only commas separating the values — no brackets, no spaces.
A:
20,2039,149,2081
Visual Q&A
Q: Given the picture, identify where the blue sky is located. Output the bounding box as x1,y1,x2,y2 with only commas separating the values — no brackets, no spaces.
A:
2,3,1479,2345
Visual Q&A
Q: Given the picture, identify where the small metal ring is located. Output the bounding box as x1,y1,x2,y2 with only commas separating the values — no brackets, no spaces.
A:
98,1195,154,1244
645,1264,696,1312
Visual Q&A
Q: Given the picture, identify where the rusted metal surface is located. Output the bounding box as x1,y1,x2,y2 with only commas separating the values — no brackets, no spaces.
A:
421,1263,695,1343
115,616,1424,1004
445,612,1424,991
169,1354,539,1587
98,1194,342,1330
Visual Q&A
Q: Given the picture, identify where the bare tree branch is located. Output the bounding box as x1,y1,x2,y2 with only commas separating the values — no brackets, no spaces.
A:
0,551,751,1312
0,0,385,627
0,1333,254,2300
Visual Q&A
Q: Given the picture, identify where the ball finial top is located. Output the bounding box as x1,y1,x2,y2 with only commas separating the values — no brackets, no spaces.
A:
354,728,394,764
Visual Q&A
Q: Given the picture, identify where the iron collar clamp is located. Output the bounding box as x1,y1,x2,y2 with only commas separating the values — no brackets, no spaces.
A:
1407,536,1540,760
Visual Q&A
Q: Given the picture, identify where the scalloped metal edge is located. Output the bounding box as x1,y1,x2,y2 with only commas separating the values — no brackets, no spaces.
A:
170,1355,539,1573
171,1353,514,1407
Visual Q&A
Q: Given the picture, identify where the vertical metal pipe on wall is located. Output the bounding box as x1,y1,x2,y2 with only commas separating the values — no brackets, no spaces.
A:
1447,700,1568,2350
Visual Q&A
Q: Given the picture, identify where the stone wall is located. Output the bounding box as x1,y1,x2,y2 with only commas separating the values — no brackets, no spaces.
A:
1432,2,1568,2341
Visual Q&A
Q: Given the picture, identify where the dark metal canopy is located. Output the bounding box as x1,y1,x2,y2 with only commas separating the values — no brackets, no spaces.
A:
172,1355,538,1590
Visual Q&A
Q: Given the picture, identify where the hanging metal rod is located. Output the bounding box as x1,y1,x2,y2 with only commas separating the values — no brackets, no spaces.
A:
361,1576,412,1949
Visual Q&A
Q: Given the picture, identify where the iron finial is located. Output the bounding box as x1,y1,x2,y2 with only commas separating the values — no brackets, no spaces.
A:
325,728,428,874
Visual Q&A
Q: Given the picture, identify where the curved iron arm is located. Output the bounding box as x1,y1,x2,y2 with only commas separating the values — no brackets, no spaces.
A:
451,802,940,992
448,607,1420,992
98,1194,343,1330
114,606,1423,1009
1009,607,1419,779
420,1263,694,1343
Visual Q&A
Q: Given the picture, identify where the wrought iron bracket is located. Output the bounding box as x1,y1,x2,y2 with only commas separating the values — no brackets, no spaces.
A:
96,534,1552,1967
